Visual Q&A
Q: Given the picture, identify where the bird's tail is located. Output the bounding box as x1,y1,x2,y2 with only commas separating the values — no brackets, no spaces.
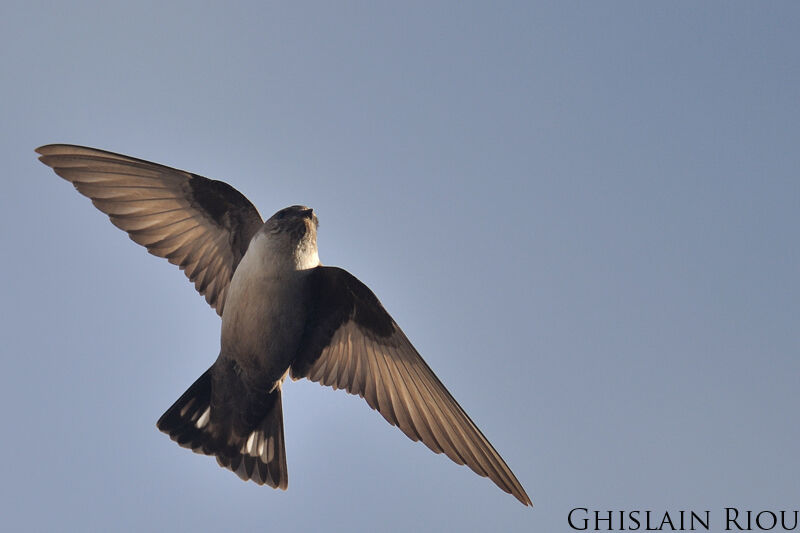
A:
156,368,288,489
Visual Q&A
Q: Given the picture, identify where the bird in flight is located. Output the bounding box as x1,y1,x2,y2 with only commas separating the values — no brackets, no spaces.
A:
36,144,531,506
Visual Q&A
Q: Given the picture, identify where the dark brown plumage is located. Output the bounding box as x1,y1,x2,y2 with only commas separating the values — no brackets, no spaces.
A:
37,144,531,506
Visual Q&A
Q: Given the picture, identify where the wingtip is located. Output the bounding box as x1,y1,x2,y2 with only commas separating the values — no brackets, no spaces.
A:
35,144,77,160
35,144,62,155
35,144,104,158
35,145,56,166
511,487,533,507
522,496,533,507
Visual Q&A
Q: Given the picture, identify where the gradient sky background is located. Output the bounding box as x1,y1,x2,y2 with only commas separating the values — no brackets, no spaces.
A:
2,2,798,532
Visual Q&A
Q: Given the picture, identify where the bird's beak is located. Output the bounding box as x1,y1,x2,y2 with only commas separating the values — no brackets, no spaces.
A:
301,208,314,219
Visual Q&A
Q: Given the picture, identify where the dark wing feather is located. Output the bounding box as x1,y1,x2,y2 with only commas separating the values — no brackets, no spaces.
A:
36,144,263,315
292,266,531,506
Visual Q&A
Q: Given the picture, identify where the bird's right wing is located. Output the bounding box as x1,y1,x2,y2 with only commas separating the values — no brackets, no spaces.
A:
37,144,263,316
291,266,531,506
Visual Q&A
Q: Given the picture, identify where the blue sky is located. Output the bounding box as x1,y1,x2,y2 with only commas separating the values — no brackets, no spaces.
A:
2,2,798,532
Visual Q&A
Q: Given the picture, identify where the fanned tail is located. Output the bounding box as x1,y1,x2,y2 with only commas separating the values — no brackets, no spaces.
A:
156,368,288,489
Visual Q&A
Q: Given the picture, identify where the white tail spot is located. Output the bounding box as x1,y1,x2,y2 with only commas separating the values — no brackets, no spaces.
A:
257,435,266,457
180,398,196,417
195,407,211,429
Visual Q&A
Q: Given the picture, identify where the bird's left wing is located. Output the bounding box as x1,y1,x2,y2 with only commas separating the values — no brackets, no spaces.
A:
291,266,531,506
36,144,263,315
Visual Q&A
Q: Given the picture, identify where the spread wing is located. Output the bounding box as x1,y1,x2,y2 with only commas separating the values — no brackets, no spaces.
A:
292,266,531,506
36,144,263,316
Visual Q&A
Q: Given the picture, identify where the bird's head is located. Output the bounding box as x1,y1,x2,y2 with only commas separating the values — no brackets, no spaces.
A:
263,205,320,269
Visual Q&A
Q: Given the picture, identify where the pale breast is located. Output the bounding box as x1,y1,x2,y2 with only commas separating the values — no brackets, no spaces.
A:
220,231,316,382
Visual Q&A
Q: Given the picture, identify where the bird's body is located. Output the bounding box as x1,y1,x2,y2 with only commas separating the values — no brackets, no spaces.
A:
36,144,531,506
221,225,318,382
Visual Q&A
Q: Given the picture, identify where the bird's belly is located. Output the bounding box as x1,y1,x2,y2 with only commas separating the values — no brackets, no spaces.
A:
220,275,307,384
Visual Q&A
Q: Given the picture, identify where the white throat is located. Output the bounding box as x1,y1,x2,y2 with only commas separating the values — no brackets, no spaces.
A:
239,231,320,278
